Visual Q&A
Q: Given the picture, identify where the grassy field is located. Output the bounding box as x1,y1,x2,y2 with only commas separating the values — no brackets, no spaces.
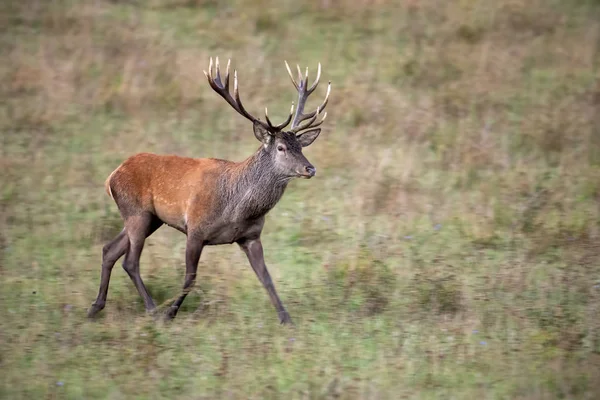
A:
2,0,600,398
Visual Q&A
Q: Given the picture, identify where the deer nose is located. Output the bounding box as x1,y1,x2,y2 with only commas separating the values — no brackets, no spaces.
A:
305,165,316,177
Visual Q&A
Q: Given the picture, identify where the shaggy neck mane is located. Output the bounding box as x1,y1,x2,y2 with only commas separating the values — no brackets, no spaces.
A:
221,147,291,220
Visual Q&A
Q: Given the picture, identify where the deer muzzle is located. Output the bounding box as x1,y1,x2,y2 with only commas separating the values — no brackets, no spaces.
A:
299,165,316,178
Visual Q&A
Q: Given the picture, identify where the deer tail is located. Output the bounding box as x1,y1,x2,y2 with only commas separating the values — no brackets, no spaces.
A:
105,168,117,200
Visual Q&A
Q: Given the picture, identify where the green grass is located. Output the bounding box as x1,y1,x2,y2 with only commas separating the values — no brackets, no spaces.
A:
2,0,600,398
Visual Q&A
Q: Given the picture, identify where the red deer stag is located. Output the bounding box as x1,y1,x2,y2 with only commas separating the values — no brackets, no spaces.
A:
88,57,331,324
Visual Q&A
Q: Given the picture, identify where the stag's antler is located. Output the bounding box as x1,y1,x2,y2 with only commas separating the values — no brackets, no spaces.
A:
284,61,331,134
204,57,294,131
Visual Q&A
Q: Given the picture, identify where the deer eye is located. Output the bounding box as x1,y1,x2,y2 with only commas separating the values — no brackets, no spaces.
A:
277,145,285,152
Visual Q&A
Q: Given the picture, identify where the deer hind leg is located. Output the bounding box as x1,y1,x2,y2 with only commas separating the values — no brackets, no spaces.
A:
121,213,163,313
88,229,129,317
88,215,163,317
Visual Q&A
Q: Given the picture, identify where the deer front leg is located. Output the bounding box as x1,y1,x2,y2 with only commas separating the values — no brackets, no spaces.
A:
238,238,293,325
166,235,204,320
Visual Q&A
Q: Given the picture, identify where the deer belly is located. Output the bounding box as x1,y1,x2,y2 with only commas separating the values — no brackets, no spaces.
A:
154,203,186,232
204,225,242,245
204,221,259,245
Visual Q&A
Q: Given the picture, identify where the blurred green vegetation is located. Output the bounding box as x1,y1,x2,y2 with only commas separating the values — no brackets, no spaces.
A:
2,0,600,398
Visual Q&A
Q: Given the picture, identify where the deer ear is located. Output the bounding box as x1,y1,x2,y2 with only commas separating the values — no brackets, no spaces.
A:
253,122,272,144
296,128,321,147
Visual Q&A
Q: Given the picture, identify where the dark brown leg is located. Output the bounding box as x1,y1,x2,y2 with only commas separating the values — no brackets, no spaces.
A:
89,216,163,317
88,229,129,317
238,238,293,325
121,214,162,313
165,236,204,320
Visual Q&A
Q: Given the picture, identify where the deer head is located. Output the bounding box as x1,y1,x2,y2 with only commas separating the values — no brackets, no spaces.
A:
204,58,331,179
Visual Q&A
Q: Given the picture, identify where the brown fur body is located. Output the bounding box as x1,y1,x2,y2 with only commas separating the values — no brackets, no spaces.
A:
107,151,288,244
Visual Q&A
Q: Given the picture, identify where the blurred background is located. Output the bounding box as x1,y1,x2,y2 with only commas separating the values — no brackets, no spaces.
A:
2,0,600,398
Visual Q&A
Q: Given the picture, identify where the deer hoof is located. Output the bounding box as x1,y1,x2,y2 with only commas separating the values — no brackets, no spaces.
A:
165,306,179,321
279,311,294,326
87,303,105,318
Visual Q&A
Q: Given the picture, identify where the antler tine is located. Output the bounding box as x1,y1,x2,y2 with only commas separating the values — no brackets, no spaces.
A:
298,80,331,123
296,64,303,88
275,102,295,130
232,69,255,119
291,107,328,133
307,63,321,94
265,102,295,130
215,56,220,81
294,107,320,132
285,61,299,89
287,60,331,132
203,58,222,94
224,58,231,88
309,111,327,129
294,111,327,133
203,58,212,85
214,57,227,89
